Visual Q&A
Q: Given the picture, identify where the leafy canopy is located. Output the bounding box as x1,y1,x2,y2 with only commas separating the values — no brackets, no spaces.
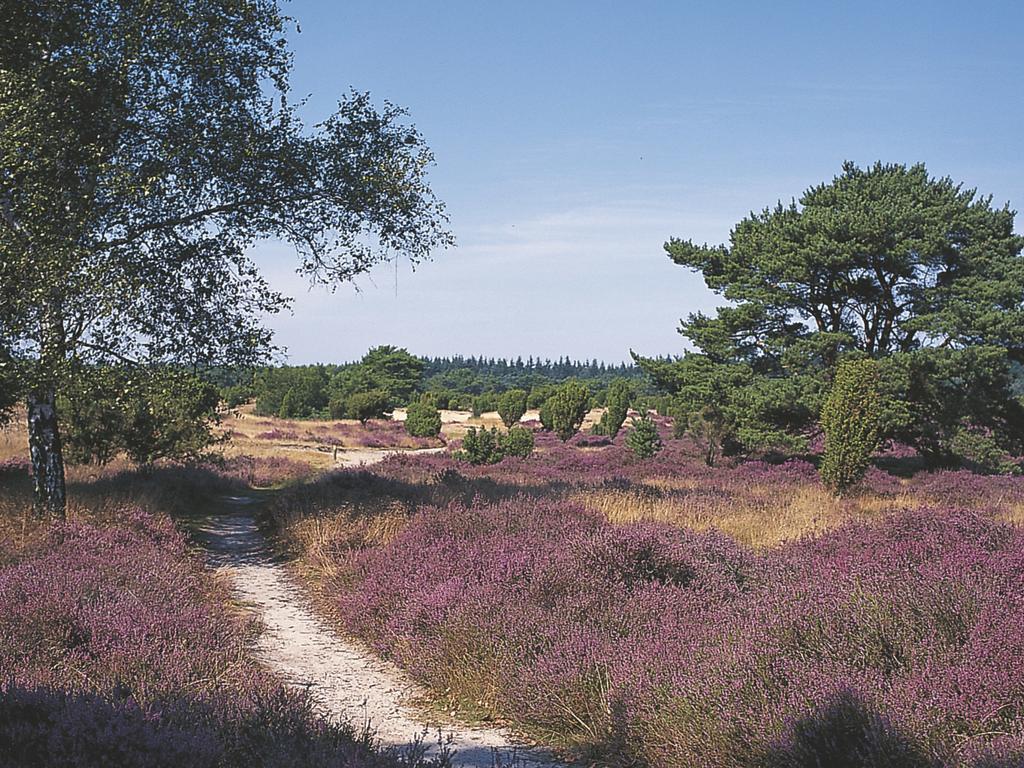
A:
638,162,1024,464
0,0,451,394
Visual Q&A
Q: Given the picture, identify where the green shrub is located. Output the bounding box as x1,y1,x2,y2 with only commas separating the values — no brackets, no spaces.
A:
459,425,535,464
471,392,499,418
950,427,1020,475
820,359,882,494
527,384,557,409
498,389,528,429
59,366,221,466
460,426,504,464
502,426,535,458
682,404,734,467
328,397,346,419
420,390,451,410
345,389,390,424
625,414,663,459
593,379,631,437
405,401,442,438
221,384,251,408
278,390,296,419
544,381,591,441
538,399,553,431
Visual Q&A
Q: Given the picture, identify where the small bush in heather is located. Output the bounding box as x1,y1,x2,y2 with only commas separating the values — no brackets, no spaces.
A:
593,379,631,437
502,426,535,458
538,399,553,431
459,427,503,465
278,390,296,419
626,413,663,459
950,427,1020,475
345,389,390,424
405,402,442,438
820,359,881,494
498,389,528,429
684,404,735,467
545,381,591,441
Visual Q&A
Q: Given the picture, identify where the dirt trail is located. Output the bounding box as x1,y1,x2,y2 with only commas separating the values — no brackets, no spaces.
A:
196,449,562,768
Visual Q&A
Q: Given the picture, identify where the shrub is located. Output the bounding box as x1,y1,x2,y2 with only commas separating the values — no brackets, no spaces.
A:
328,398,347,419
820,359,882,494
683,404,735,467
545,381,591,441
420,390,451,410
405,402,442,438
497,389,528,429
502,426,535,458
60,366,221,466
527,384,557,410
593,379,631,438
538,399,553,431
471,392,499,418
221,384,251,408
625,414,663,458
278,390,296,419
458,426,534,465
950,427,1020,475
345,390,390,424
460,427,503,465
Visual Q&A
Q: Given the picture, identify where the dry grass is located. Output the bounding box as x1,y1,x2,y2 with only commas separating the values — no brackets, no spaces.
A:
573,482,918,549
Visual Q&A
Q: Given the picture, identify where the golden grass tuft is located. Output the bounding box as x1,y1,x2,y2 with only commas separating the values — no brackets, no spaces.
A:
573,482,916,549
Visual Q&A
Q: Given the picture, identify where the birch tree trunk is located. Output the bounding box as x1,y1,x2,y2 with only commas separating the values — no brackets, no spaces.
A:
27,386,66,517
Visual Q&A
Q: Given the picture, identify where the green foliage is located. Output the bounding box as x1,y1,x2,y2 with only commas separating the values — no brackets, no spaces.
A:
949,428,1021,475
404,401,442,438
471,393,499,418
253,366,329,418
680,405,736,467
420,390,451,410
625,414,663,459
459,425,534,465
497,389,528,429
641,162,1024,463
819,360,882,494
538,399,553,431
876,347,1024,467
593,379,632,438
220,384,252,409
344,390,390,424
278,391,296,419
528,384,558,410
543,381,591,442
59,367,221,466
502,426,535,458
0,353,22,426
359,346,425,406
0,1,450,513
460,427,504,465
644,354,813,460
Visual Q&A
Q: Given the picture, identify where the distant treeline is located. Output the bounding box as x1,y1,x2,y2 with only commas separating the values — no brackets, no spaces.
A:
212,348,666,420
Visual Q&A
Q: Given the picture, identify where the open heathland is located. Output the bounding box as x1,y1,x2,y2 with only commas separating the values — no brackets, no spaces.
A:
0,459,455,767
265,420,1024,767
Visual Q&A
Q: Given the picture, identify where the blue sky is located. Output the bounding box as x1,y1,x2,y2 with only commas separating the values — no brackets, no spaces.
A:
255,0,1024,364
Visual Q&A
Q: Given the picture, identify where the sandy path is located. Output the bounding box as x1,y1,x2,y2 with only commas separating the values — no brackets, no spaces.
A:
197,493,562,768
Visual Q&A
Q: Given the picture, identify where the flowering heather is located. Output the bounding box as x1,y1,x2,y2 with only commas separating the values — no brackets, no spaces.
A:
327,500,1024,766
0,505,448,768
